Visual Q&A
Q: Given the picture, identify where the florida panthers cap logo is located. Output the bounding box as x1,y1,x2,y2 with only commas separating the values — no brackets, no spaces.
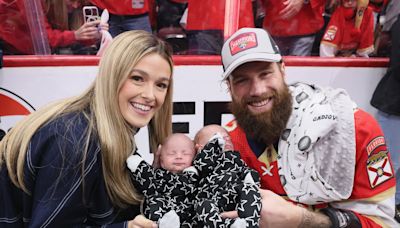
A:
229,32,258,55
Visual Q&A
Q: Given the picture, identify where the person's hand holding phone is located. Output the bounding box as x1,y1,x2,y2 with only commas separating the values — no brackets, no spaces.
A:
74,20,102,41
74,6,108,41
75,6,111,41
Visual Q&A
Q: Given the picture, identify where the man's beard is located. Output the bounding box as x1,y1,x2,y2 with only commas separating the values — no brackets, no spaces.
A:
230,85,293,145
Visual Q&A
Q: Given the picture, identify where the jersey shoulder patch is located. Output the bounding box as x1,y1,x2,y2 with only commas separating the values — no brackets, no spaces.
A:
225,120,238,132
323,25,338,41
367,152,394,188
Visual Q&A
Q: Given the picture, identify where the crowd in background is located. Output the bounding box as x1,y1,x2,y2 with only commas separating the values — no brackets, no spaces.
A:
0,0,393,57
1,0,400,226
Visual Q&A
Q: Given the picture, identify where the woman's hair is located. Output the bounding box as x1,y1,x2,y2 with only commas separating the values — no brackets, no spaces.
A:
45,0,86,30
0,30,174,207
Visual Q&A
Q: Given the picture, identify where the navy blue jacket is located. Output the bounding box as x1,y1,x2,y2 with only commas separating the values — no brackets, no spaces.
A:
0,112,140,227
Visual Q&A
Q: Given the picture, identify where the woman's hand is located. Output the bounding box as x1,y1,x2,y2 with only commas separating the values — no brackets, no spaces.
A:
74,20,101,41
128,215,157,228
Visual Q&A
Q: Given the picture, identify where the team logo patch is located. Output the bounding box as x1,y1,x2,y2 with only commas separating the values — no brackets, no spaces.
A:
229,32,258,55
367,151,393,188
323,26,337,41
366,136,386,156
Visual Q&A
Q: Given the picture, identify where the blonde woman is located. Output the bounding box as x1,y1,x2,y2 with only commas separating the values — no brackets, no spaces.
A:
0,30,173,227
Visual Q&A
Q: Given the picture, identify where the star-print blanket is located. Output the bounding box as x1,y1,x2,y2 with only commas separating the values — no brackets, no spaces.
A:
127,134,261,228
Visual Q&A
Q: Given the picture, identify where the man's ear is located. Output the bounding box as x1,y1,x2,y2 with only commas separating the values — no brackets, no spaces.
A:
225,78,232,93
280,62,286,77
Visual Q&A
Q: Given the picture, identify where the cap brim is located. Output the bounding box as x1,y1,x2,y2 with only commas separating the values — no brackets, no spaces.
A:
222,53,282,80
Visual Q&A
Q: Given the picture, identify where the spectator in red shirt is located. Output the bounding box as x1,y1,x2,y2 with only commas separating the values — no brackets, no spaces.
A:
320,0,374,57
184,0,254,55
260,0,326,56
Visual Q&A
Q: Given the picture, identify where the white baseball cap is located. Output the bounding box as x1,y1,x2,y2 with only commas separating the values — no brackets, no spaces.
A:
221,28,282,80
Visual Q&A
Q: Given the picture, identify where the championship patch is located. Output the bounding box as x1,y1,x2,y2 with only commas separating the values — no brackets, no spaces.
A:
323,26,337,41
229,32,258,55
367,151,393,188
366,136,386,156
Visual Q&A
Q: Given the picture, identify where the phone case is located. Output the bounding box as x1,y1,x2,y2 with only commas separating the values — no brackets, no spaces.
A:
83,6,99,23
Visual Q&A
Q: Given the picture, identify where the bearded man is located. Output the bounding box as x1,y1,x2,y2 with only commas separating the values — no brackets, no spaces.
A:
220,28,398,228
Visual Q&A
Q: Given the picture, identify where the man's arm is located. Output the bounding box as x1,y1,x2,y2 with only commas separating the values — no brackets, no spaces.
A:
221,189,366,228
220,189,332,227
258,189,332,228
258,189,363,228
299,209,332,228
341,109,398,227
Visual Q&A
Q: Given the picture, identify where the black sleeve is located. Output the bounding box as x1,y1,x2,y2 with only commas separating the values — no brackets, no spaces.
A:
320,207,362,228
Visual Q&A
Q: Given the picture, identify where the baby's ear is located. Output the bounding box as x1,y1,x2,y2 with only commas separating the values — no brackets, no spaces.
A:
194,143,202,152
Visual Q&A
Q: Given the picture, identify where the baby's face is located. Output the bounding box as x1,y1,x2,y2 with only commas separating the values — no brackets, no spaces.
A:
220,131,234,151
160,134,195,174
197,126,234,151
